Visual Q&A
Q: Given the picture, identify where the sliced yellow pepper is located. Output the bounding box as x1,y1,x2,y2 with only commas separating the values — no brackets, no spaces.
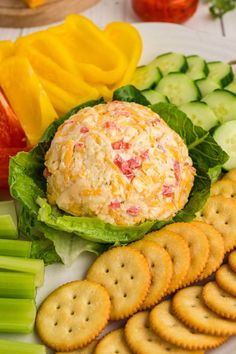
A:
23,0,45,9
104,22,142,88
15,45,99,101
40,78,84,116
47,15,127,85
0,41,14,63
0,56,57,146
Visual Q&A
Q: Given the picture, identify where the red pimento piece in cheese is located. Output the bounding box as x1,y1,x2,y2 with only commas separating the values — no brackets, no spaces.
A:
127,206,140,216
80,127,89,133
74,142,85,150
112,140,130,150
109,200,121,209
162,185,174,198
174,160,181,184
43,168,51,178
104,121,117,129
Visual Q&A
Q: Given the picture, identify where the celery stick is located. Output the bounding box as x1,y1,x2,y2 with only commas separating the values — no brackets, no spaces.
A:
0,271,35,299
0,339,46,354
0,256,44,287
0,239,31,257
0,298,36,333
0,201,18,239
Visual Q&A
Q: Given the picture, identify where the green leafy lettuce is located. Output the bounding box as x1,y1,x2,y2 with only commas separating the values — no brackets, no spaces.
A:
9,86,228,265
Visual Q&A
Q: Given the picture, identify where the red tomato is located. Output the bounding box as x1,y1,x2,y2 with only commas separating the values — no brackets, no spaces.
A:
0,147,28,189
0,89,26,148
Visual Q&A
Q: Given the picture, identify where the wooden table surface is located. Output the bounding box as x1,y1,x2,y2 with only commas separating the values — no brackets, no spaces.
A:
0,0,236,40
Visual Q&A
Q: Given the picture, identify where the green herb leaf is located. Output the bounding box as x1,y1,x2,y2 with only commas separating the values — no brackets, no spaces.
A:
209,0,236,17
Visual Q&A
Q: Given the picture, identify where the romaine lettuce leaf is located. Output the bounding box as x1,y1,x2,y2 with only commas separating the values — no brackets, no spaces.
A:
9,87,228,265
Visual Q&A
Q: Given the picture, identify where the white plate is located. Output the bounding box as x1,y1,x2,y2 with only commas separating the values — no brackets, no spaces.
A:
1,22,236,353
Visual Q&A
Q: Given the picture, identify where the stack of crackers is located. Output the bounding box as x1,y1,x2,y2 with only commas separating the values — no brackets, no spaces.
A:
35,169,236,353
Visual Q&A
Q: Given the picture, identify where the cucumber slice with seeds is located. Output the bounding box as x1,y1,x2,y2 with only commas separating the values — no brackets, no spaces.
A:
213,121,236,170
207,61,233,87
130,65,162,91
142,89,169,104
225,75,236,94
180,101,218,130
156,73,200,106
202,89,236,123
196,78,221,97
186,55,208,80
148,52,188,76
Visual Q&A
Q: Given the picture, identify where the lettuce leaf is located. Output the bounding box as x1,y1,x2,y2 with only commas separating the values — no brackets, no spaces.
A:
9,87,228,265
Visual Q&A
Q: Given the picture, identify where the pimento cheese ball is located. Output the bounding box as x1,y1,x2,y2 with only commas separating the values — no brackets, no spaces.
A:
45,101,195,225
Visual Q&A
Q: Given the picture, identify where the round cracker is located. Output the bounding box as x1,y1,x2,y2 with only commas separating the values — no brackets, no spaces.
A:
86,246,151,320
145,229,190,293
95,328,131,354
203,281,236,320
130,240,173,308
164,223,209,286
223,169,236,182
173,286,236,336
211,179,236,200
191,221,224,280
125,311,204,354
150,300,226,350
228,250,236,272
36,280,110,352
216,264,236,296
56,340,98,354
199,196,236,252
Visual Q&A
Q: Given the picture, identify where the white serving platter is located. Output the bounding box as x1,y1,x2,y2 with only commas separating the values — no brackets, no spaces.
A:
1,22,236,353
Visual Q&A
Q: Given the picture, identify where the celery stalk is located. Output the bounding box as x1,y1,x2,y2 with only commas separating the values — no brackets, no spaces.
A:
0,298,36,333
0,239,31,257
0,271,35,299
0,201,18,239
0,256,44,287
0,339,46,354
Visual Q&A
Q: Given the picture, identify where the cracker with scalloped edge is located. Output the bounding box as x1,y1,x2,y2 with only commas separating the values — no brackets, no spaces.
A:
130,239,173,309
86,246,151,320
144,229,190,293
56,340,98,354
211,179,236,200
36,280,110,352
164,223,209,286
173,286,236,336
203,281,236,320
199,196,236,252
228,250,236,272
150,300,227,350
191,221,224,280
95,328,131,354
125,311,204,354
216,264,236,296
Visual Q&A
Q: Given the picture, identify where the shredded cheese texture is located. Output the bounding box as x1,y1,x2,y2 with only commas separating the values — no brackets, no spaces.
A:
45,101,195,225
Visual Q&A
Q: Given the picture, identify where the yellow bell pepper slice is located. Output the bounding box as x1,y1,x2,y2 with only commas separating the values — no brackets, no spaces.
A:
15,44,99,101
47,15,127,85
40,78,84,116
104,22,142,88
0,56,57,146
0,41,14,63
23,0,45,9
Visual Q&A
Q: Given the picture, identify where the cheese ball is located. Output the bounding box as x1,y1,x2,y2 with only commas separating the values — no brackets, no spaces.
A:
45,101,195,225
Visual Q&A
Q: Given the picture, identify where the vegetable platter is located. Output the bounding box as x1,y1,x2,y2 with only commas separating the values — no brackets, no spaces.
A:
1,20,236,354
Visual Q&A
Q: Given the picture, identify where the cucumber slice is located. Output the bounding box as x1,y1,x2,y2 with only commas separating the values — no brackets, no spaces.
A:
225,75,236,94
213,121,236,170
195,78,221,97
180,101,218,130
207,61,233,87
142,89,169,104
148,52,187,76
186,55,208,80
130,65,162,90
156,73,200,106
202,89,236,123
